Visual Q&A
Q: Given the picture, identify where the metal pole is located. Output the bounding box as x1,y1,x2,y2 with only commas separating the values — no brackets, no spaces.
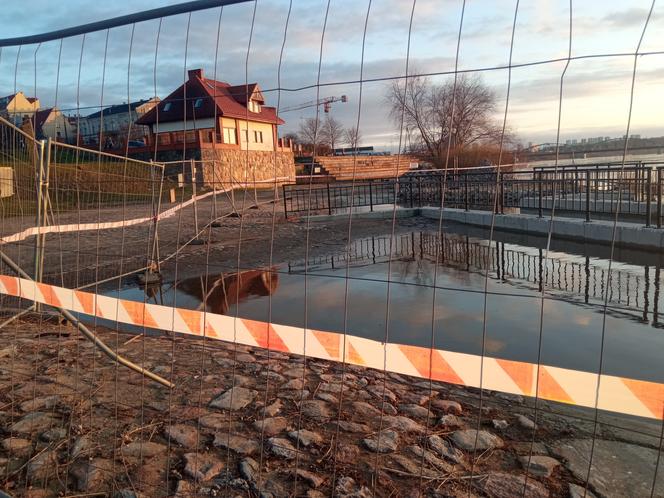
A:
585,169,591,222
191,159,199,234
0,249,174,388
38,138,51,284
538,172,543,218
645,167,652,227
34,140,45,283
326,182,332,215
369,182,374,212
464,174,469,212
282,184,288,220
657,168,662,229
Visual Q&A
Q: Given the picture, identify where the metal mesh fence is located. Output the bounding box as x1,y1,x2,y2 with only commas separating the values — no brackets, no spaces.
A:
0,1,663,497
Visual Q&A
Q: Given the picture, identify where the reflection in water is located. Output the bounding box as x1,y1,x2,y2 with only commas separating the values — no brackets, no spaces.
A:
120,230,663,383
177,269,279,314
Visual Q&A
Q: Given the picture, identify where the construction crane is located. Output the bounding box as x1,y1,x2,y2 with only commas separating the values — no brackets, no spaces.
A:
280,95,348,114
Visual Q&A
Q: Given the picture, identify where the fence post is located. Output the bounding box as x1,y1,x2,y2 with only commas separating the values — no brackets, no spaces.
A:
464,174,469,212
191,159,200,235
645,167,652,227
39,138,51,284
538,172,543,218
326,182,332,215
417,176,422,207
585,169,591,222
33,140,46,282
657,168,662,229
498,172,504,214
369,182,374,212
282,184,288,219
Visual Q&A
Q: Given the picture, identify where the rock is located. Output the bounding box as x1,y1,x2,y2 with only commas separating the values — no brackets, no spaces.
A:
495,392,525,404
40,427,67,442
253,417,289,437
198,413,237,430
71,435,91,459
390,454,438,478
451,429,504,451
335,476,371,498
427,435,465,464
380,402,398,416
282,378,305,390
114,489,141,498
120,441,166,458
407,445,452,471
27,450,58,481
431,399,462,415
174,479,196,497
294,468,325,488
10,412,57,434
316,392,338,404
335,443,360,463
399,403,430,419
70,458,112,491
209,386,257,411
164,424,199,449
288,429,323,447
476,472,549,498
19,395,60,412
512,441,549,456
517,414,536,430
2,437,31,454
319,382,343,393
518,455,560,477
369,387,398,404
300,400,334,421
438,414,463,427
238,457,259,484
333,421,370,433
351,401,381,418
259,370,285,383
381,416,424,433
363,429,399,453
264,399,282,417
281,389,310,400
268,437,298,459
183,452,224,481
551,438,664,497
213,433,259,455
569,483,598,498
492,419,509,430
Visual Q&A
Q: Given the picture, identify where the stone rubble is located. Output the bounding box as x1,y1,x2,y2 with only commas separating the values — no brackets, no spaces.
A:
0,320,660,497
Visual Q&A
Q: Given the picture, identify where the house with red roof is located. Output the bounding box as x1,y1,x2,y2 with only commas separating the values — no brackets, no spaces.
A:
135,68,294,186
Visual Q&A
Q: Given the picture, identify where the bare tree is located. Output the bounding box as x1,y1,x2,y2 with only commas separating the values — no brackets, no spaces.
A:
319,115,344,153
387,74,512,166
297,117,320,148
344,126,362,151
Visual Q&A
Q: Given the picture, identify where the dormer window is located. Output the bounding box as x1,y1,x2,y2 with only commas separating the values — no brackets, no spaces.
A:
248,100,261,113
163,102,172,112
194,98,203,108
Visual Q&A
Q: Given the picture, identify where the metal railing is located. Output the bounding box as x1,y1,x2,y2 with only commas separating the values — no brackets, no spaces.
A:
283,163,664,227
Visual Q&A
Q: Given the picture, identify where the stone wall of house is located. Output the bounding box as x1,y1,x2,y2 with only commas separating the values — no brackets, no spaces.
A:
200,149,295,188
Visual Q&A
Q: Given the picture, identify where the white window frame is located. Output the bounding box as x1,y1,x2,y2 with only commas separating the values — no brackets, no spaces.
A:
163,102,172,112
223,127,237,145
194,98,203,108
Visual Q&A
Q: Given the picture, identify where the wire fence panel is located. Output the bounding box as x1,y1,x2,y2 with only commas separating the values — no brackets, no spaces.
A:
1,1,664,498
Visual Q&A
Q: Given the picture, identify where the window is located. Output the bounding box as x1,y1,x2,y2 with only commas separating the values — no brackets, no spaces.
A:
223,127,237,144
163,102,172,112
253,130,263,143
194,98,203,108
242,129,249,142
248,101,261,113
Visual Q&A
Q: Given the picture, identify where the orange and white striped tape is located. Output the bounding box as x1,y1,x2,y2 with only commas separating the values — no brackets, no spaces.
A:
1,274,662,421
0,177,291,245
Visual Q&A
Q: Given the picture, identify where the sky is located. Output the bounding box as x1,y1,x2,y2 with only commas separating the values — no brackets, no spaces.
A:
1,0,663,147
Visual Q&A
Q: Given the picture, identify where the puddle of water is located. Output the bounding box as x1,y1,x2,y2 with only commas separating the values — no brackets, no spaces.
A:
109,230,663,384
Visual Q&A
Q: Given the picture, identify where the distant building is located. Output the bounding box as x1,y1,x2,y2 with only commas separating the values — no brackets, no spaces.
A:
78,98,159,148
34,107,76,143
0,92,40,126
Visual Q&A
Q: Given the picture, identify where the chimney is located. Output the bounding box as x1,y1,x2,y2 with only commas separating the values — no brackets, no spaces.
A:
188,68,204,80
